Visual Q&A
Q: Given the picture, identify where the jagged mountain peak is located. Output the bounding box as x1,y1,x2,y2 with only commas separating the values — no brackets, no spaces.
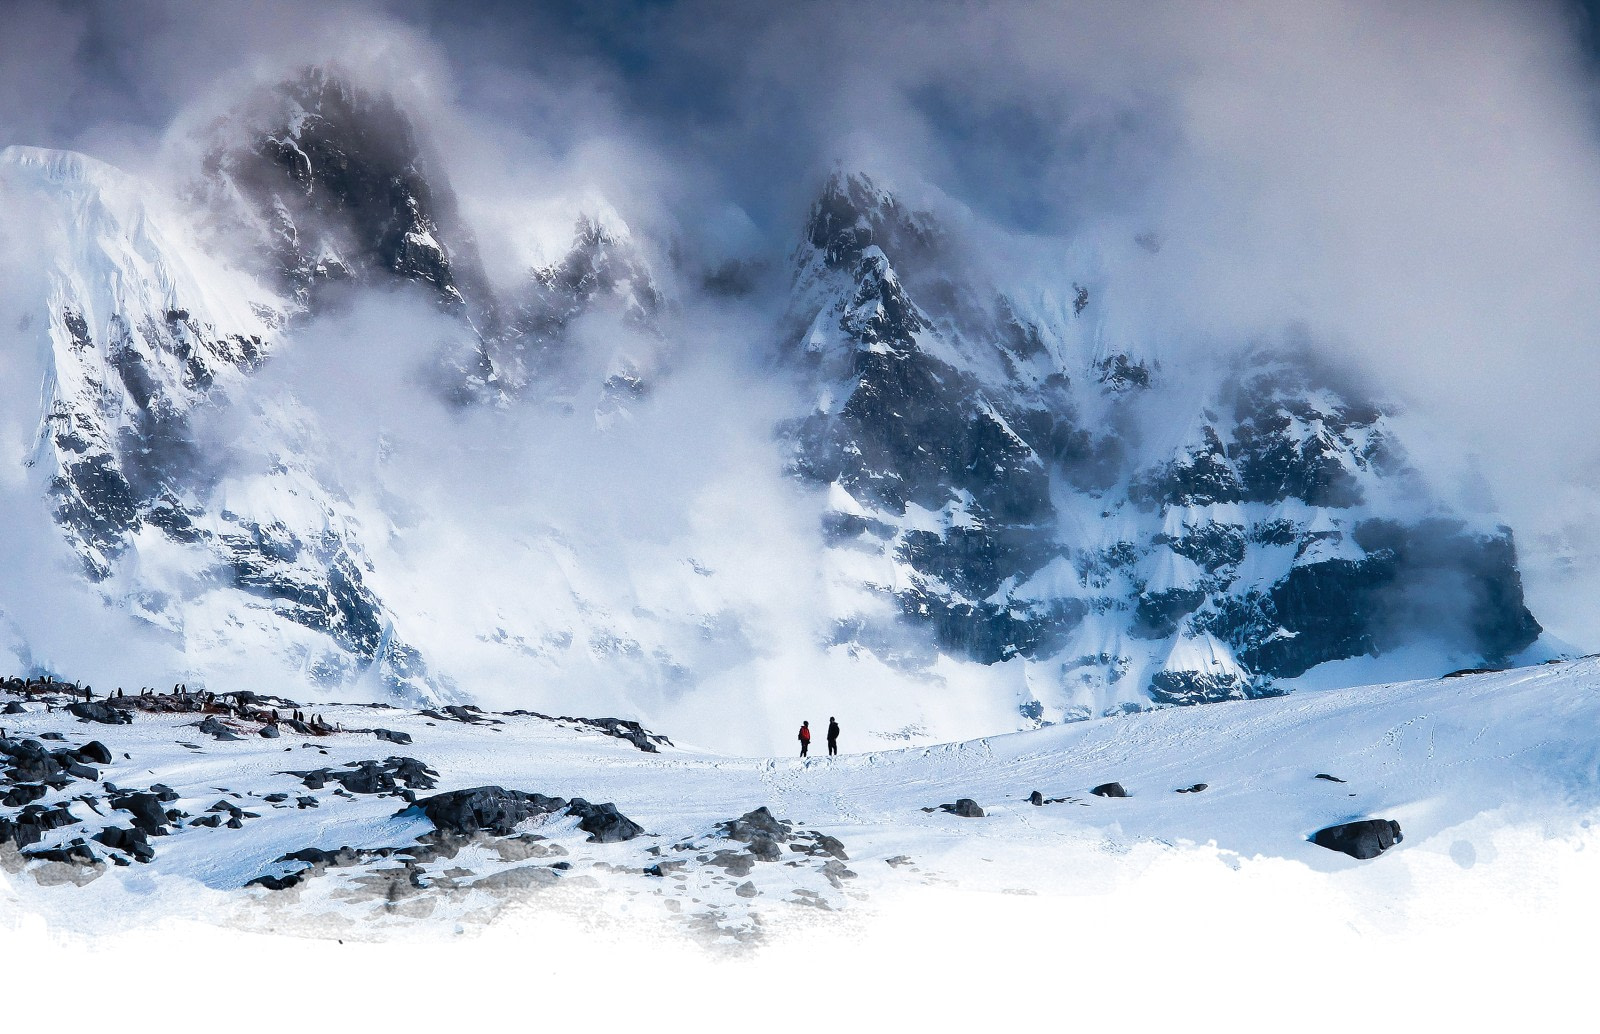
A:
802,170,946,273
193,66,484,316
532,210,659,311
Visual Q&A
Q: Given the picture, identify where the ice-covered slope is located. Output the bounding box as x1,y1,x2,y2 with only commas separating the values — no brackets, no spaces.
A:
0,144,446,704
2,658,1598,944
784,171,1545,720
0,145,281,574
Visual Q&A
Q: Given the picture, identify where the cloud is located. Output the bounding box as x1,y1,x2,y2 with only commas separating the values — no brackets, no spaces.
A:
5,0,1600,720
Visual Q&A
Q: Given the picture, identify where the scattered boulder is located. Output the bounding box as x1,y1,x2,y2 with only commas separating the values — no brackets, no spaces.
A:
20,803,78,832
1029,790,1044,806
705,849,756,877
282,846,362,868
567,798,644,843
3,701,25,715
248,845,367,890
1314,773,1347,783
25,838,99,865
1175,783,1208,794
286,757,438,797
373,728,412,745
719,806,792,842
55,755,99,780
939,798,985,818
94,825,154,863
2,783,49,807
735,880,758,898
745,836,783,862
259,724,280,739
1311,819,1403,860
110,792,169,835
503,710,674,752
1090,782,1129,798
196,717,241,741
67,701,131,725
562,716,670,753
408,786,568,837
2,739,65,783
807,834,848,860
821,859,857,888
75,741,113,765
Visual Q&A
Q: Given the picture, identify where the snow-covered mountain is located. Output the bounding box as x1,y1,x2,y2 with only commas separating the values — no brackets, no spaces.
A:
0,142,443,703
0,71,1556,747
784,171,1544,721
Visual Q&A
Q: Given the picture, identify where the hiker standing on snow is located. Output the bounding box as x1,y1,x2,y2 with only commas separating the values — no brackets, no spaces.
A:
827,717,840,756
798,720,811,757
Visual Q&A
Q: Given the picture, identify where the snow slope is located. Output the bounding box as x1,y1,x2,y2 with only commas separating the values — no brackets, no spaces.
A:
3,657,1598,946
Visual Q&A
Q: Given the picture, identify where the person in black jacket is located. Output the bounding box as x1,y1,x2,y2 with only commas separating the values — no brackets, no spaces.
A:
827,717,840,756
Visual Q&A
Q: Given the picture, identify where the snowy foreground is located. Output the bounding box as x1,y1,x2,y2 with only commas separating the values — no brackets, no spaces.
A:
4,661,1600,1025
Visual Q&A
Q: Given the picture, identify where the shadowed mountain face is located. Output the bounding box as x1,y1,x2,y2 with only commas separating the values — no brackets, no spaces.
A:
0,79,1545,726
208,68,480,311
783,172,1541,715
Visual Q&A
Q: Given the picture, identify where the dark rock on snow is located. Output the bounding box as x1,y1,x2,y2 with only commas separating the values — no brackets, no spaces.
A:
719,806,792,843
567,798,644,843
110,792,169,835
25,838,99,865
409,786,569,837
1311,819,1403,860
76,740,113,765
94,825,155,863
196,716,241,741
67,701,131,725
1090,782,1129,798
2,782,49,807
940,798,985,818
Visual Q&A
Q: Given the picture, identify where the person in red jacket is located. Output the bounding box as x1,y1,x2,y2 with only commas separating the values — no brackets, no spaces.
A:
798,720,811,757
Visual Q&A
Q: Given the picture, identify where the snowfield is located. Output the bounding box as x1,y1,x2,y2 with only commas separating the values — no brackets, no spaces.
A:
4,659,1599,962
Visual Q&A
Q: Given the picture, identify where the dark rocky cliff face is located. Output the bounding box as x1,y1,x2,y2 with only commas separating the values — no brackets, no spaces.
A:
212,68,483,311
783,171,1542,715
